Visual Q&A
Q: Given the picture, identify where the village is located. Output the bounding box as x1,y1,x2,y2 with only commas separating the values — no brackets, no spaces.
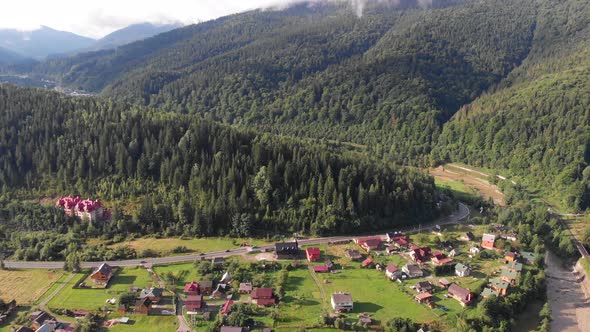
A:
0,214,541,332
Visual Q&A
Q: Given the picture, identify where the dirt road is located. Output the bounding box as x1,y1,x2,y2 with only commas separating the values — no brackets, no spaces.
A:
545,251,590,332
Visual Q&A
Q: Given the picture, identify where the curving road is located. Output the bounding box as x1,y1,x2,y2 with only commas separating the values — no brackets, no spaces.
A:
5,203,469,270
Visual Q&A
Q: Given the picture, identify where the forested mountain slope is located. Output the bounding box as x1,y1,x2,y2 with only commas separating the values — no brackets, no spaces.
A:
22,0,537,166
435,0,590,210
0,85,437,238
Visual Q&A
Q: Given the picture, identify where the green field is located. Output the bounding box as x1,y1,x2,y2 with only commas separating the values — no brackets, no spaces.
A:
47,267,155,310
108,314,178,332
435,177,479,201
276,268,324,329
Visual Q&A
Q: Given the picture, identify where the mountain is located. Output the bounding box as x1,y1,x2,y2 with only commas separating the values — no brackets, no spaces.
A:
10,0,590,210
91,22,183,50
0,46,31,64
0,26,95,59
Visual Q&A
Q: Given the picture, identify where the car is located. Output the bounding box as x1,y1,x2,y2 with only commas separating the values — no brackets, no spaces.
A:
225,249,231,252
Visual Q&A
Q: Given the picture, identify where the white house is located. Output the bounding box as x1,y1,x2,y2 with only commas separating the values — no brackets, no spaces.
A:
331,292,353,312
385,264,402,280
455,263,471,277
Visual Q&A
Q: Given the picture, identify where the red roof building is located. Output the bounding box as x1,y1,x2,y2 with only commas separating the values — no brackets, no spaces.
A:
482,234,496,250
361,257,374,268
56,196,107,222
184,282,200,295
313,265,329,273
252,288,276,306
448,284,473,306
431,252,454,265
221,300,234,315
410,247,432,263
306,248,321,262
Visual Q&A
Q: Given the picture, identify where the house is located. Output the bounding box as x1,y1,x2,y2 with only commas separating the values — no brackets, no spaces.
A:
139,287,163,303
360,238,382,252
449,248,460,257
220,327,249,332
200,280,214,294
314,265,330,273
410,247,431,263
455,263,471,277
239,282,253,294
489,277,509,296
504,251,518,262
501,268,518,285
386,232,405,243
501,233,518,242
402,264,424,278
461,232,475,241
185,295,204,312
275,241,300,259
221,300,234,315
521,251,537,265
392,237,409,249
325,258,335,270
345,249,363,261
361,257,374,268
415,281,433,293
251,288,276,306
30,311,51,329
481,287,499,298
469,246,480,254
448,284,473,306
134,298,152,315
15,327,34,332
506,261,523,273
385,246,396,255
36,324,55,332
90,263,113,285
481,234,496,250
306,248,321,262
415,292,433,304
56,196,107,222
184,282,200,295
331,292,353,312
211,284,229,299
117,304,127,313
385,264,401,280
212,257,226,265
432,251,453,265
438,279,451,288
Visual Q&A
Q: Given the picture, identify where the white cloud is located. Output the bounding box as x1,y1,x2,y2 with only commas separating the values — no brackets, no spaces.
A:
0,0,416,38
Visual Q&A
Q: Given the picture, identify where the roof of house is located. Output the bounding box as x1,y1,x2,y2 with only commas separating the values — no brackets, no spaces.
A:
403,264,422,275
521,251,537,262
220,327,248,332
331,292,353,303
416,281,432,289
481,287,499,297
221,300,234,314
362,238,382,249
386,264,399,273
435,257,454,265
455,263,470,273
186,295,203,302
32,312,50,325
490,277,509,290
505,251,517,258
482,233,496,242
415,292,433,301
361,257,374,267
506,261,523,272
140,287,163,299
345,249,362,258
252,288,273,299
184,281,200,293
501,267,518,280
275,242,299,252
135,298,152,307
91,263,112,277
36,324,54,332
313,265,329,273
239,282,253,291
448,284,471,302
439,278,451,286
464,232,475,240
16,327,34,332
305,248,321,256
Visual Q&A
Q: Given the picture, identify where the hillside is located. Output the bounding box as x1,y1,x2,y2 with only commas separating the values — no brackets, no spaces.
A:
435,0,590,210
0,84,437,241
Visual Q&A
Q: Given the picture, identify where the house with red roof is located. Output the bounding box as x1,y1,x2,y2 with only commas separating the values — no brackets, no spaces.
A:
431,251,454,265
221,300,234,315
361,257,374,268
251,288,276,306
56,196,108,222
185,295,204,312
359,238,382,253
448,284,473,306
90,263,113,285
184,282,200,296
385,264,401,280
481,234,496,250
306,248,321,262
410,247,432,263
313,265,329,273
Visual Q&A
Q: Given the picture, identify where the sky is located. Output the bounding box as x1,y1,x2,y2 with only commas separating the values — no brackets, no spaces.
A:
0,0,306,39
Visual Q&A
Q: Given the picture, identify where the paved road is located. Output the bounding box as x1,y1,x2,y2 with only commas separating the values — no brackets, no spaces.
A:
5,203,469,270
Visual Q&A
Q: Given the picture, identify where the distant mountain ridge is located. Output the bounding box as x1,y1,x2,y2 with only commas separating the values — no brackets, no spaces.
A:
91,22,183,51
